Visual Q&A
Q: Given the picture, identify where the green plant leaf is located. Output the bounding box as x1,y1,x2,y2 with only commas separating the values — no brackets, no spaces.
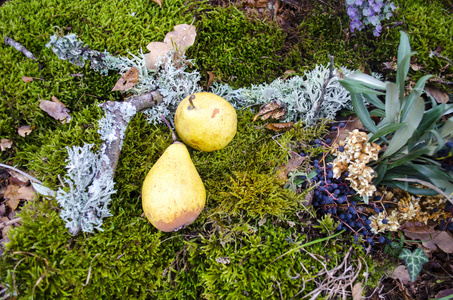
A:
441,117,453,139
344,73,387,90
385,82,400,124
384,181,439,196
428,129,445,155
426,178,453,203
369,108,385,118
409,104,446,148
396,31,412,96
387,148,430,169
399,248,428,282
372,163,388,186
351,93,378,133
363,93,385,109
338,79,385,95
369,123,406,143
401,74,432,119
409,164,453,181
382,96,424,158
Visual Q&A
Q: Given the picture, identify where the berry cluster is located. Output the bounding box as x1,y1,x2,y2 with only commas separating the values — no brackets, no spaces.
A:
346,0,396,37
309,155,390,250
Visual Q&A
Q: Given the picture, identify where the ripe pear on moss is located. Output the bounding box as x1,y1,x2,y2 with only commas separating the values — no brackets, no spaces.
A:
174,92,237,152
142,141,206,232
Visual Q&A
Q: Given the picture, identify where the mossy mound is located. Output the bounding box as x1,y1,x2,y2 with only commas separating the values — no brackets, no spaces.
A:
1,110,386,298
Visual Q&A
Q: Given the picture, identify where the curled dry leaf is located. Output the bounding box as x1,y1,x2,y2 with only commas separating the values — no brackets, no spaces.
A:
151,0,162,7
18,125,33,137
425,86,449,104
404,231,453,253
1,139,13,151
276,152,305,181
206,71,215,90
265,122,294,132
21,76,34,82
253,101,287,121
39,96,71,123
112,67,139,91
410,63,422,71
146,24,196,70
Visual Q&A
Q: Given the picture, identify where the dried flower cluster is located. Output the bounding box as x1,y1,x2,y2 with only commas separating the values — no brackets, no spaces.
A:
332,129,381,197
369,190,451,234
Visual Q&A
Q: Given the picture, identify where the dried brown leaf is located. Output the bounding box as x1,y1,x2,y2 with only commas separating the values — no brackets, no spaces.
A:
425,86,449,103
164,24,196,51
4,185,36,210
410,63,422,71
39,96,71,123
276,152,305,181
352,282,363,300
1,139,13,151
151,0,162,7
21,76,34,82
145,24,196,70
18,125,33,137
389,265,411,285
7,170,30,185
382,61,397,71
265,122,294,132
112,67,139,91
253,102,286,121
435,289,453,299
206,71,215,90
2,224,12,239
439,63,450,73
404,231,453,253
400,221,435,234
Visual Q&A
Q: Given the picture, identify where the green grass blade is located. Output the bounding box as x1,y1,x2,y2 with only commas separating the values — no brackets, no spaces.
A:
385,82,400,124
368,123,406,143
351,93,378,133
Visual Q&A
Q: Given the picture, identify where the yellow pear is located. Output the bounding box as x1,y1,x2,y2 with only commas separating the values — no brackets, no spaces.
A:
174,92,237,152
142,141,206,232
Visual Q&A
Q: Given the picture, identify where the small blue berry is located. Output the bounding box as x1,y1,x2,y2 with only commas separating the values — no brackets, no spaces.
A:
326,139,332,144
378,236,385,243
382,219,388,224
332,126,337,130
314,139,320,144
339,122,346,128
339,146,345,152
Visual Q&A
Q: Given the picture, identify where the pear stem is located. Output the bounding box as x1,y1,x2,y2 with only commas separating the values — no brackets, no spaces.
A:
188,94,196,109
160,115,178,142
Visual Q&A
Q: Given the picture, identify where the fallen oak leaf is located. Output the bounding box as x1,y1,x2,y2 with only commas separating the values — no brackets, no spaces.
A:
18,125,33,137
389,265,412,285
206,71,215,90
112,66,139,91
352,282,363,300
145,24,196,70
253,101,287,121
39,96,71,123
265,122,294,132
4,185,37,210
400,221,436,234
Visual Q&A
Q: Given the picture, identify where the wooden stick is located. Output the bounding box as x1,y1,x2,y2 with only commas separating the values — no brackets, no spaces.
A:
4,36,37,60
0,217,22,229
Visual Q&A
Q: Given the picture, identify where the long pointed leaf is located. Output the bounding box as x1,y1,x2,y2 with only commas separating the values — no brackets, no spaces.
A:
373,163,388,186
338,79,386,95
382,96,424,158
351,93,378,133
370,109,386,118
363,93,385,109
401,74,432,115
369,123,406,143
441,117,453,139
396,31,412,96
343,73,387,90
409,164,453,181
385,82,401,124
383,181,439,196
387,148,430,169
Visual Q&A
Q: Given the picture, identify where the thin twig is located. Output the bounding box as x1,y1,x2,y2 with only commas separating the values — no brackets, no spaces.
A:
4,36,37,60
0,163,43,185
0,217,22,229
83,253,100,286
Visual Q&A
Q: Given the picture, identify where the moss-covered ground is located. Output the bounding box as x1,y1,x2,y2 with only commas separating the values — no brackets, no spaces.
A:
0,0,452,298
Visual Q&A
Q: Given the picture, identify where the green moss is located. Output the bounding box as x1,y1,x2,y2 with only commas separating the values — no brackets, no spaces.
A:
187,6,286,88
